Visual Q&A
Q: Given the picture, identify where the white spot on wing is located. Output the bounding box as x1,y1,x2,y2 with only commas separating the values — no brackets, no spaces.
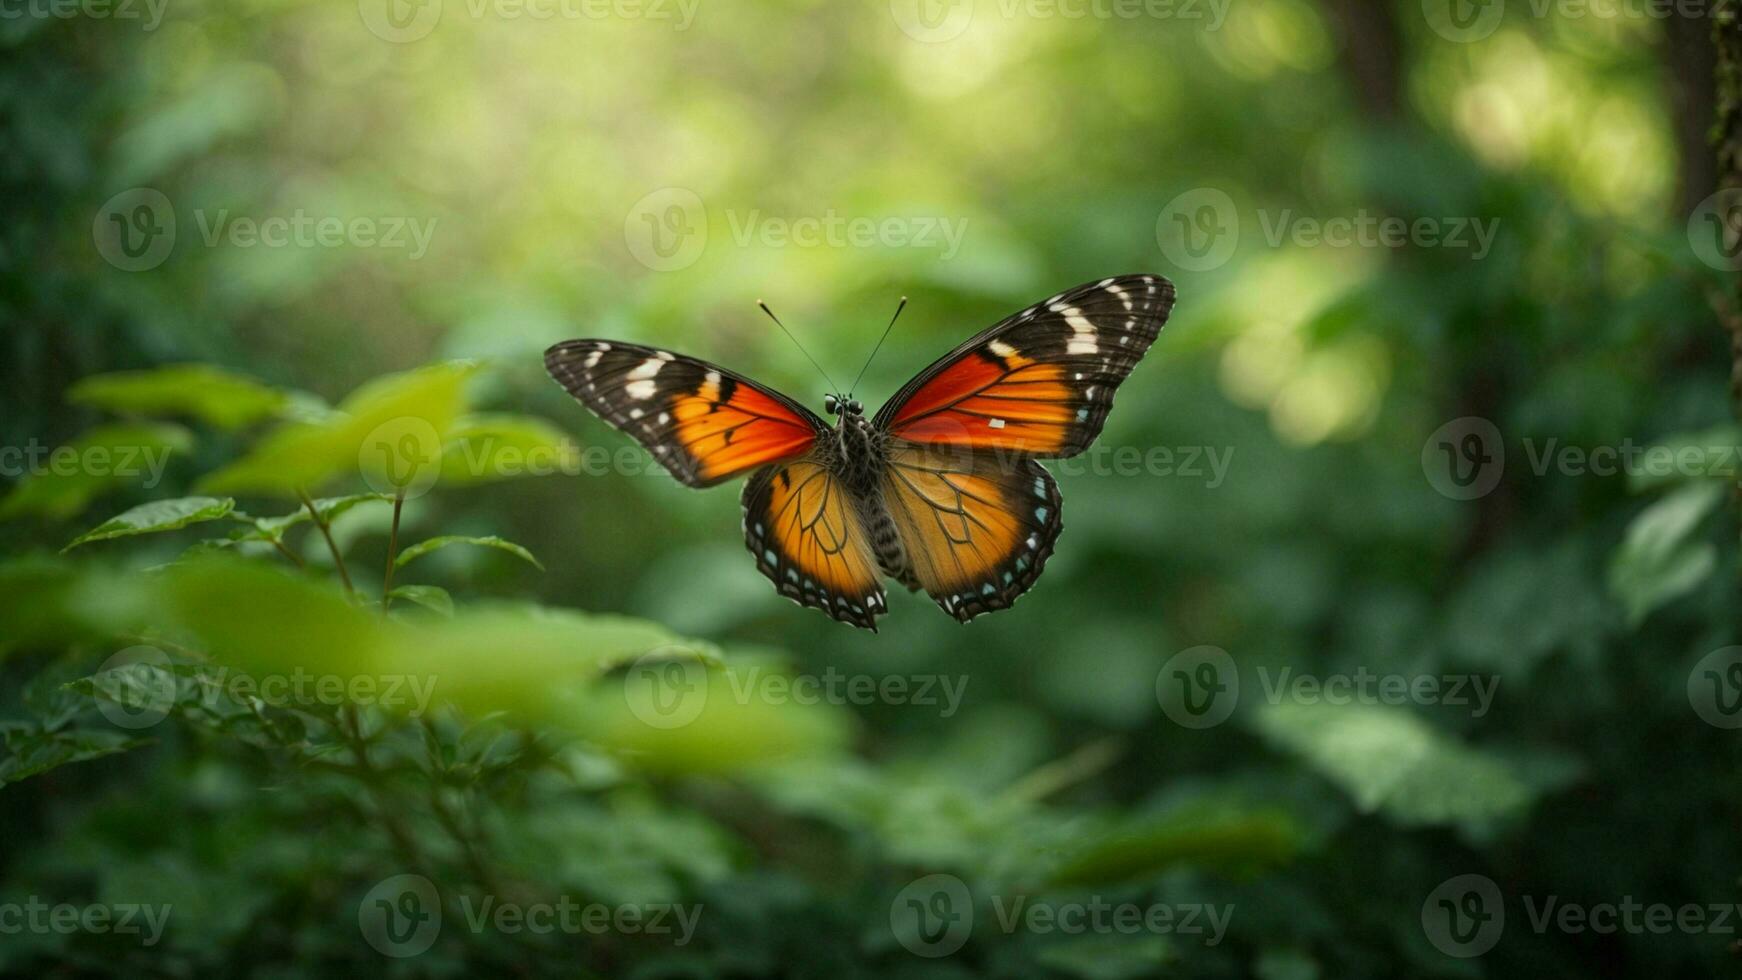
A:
625,379,657,399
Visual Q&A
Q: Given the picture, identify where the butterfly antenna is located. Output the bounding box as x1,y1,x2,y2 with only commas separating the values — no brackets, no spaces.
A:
758,300,842,394
849,296,907,397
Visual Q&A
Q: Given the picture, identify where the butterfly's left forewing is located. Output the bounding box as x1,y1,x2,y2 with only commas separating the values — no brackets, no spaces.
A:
545,340,825,487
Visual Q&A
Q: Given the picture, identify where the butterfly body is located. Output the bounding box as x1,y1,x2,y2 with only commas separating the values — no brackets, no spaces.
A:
820,405,919,589
546,274,1176,631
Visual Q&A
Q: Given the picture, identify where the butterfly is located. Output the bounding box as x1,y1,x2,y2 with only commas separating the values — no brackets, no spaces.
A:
545,274,1175,631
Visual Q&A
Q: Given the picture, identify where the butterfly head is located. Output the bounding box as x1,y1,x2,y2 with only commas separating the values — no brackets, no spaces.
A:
824,394,864,418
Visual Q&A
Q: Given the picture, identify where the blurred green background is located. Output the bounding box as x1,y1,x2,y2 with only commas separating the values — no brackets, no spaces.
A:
4,0,1742,975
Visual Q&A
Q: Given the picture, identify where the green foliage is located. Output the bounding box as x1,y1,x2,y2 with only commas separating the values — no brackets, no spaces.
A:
0,424,192,521
1253,702,1531,829
394,535,543,571
63,496,235,552
200,361,477,496
3,2,1740,976
1609,481,1726,626
66,365,292,430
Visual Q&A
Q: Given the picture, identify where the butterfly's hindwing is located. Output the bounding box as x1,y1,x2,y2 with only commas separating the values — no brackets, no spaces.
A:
743,459,887,630
545,341,824,487
878,441,1063,623
874,275,1174,458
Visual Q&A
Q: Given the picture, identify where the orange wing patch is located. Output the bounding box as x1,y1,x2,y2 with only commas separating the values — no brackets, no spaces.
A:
876,274,1175,460
879,440,1062,623
546,341,822,487
743,459,886,629
670,376,818,484
888,354,1075,455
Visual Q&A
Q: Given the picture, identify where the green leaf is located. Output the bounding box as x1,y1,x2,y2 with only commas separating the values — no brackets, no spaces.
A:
1625,424,1742,492
199,361,478,497
0,423,193,521
0,561,157,656
395,535,543,571
1047,809,1301,886
440,413,579,485
1608,480,1725,627
0,728,151,786
1034,936,1174,980
66,364,290,430
63,496,236,551
1252,701,1532,829
388,584,454,617
236,493,394,542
